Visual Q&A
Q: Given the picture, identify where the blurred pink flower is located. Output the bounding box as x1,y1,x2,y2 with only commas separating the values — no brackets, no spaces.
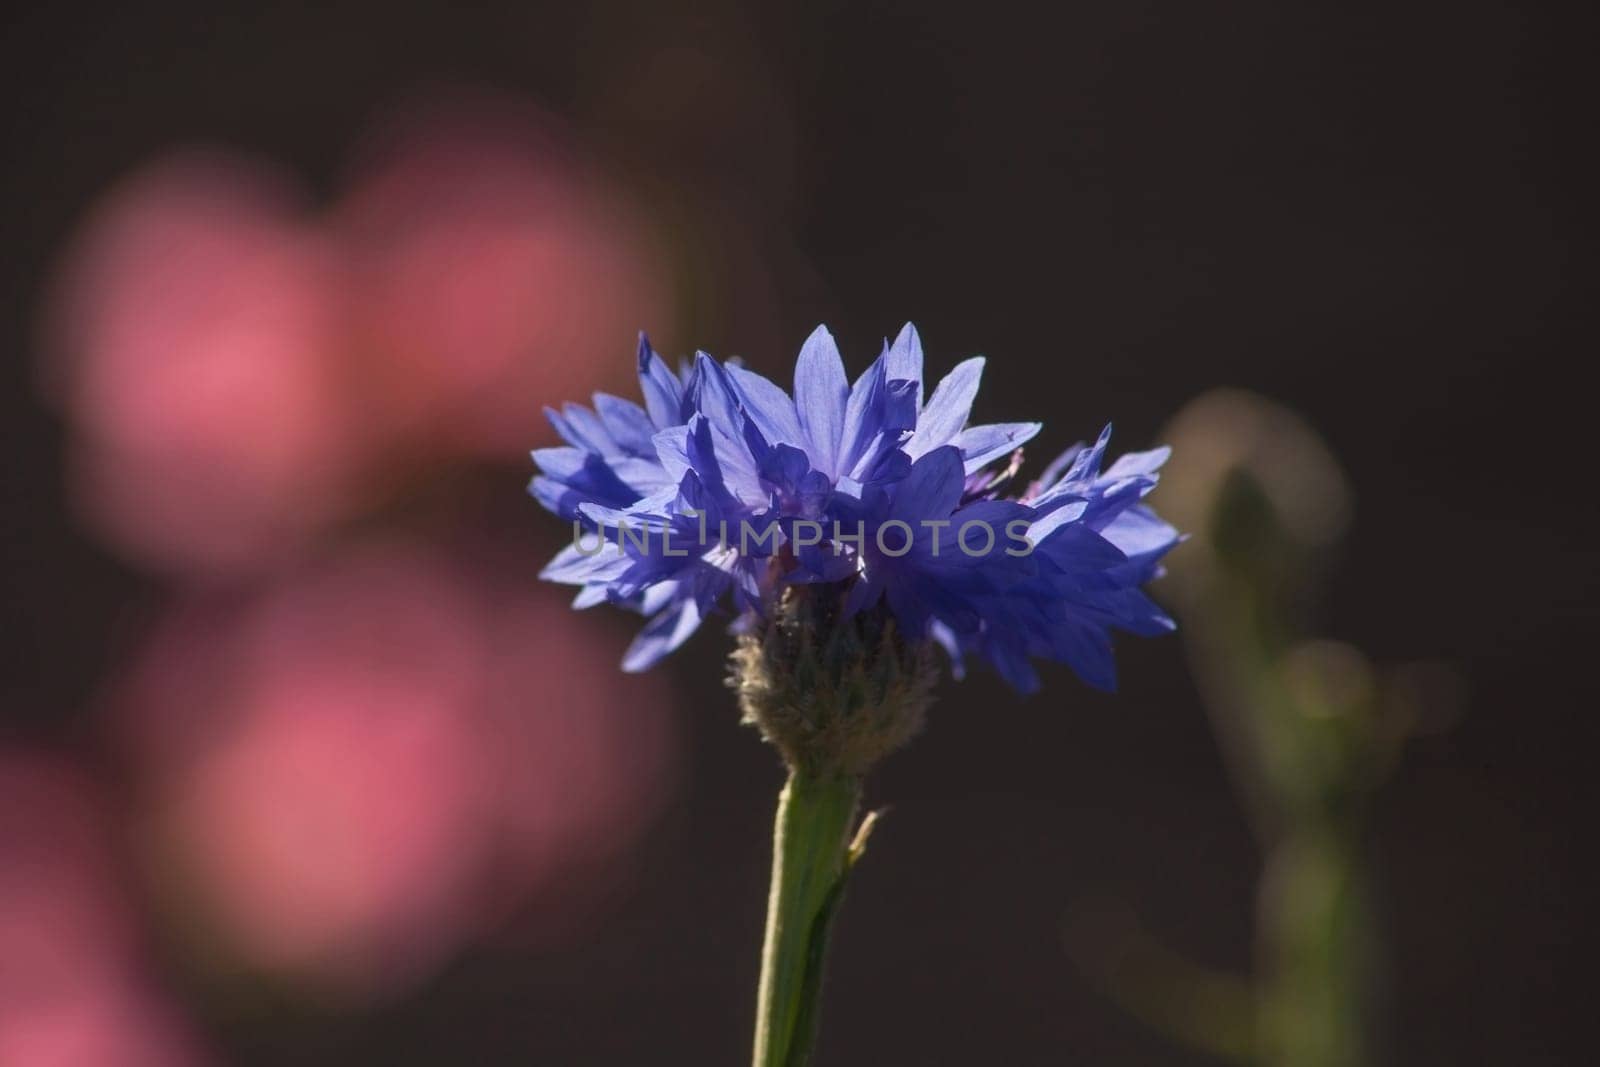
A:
40,96,677,575
41,154,365,574
337,100,675,455
0,753,210,1067
111,541,677,999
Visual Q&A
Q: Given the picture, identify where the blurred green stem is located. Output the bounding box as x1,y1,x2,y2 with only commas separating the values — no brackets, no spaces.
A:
1259,823,1370,1067
1195,561,1374,1066
752,771,861,1067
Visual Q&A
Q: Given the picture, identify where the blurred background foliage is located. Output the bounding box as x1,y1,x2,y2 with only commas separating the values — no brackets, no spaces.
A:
1068,392,1463,1067
2,1,1591,1065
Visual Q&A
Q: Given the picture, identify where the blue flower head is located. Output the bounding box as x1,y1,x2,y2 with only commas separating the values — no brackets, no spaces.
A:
531,325,1178,697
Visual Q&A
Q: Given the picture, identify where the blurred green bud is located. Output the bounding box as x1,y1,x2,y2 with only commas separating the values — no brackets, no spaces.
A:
1157,389,1351,615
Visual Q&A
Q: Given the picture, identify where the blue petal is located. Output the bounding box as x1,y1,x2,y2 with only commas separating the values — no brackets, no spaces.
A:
1100,506,1181,561
529,447,640,514
683,415,739,511
653,426,692,484
927,620,965,678
726,364,805,448
793,325,850,476
1099,588,1177,636
639,581,682,615
1103,445,1172,480
682,414,765,510
883,378,919,433
622,596,706,671
889,446,967,522
953,421,1042,472
797,470,832,516
948,497,1034,532
885,323,924,410
1034,443,1085,489
560,402,617,454
1081,478,1155,532
637,333,684,430
1037,523,1129,573
529,446,584,476
838,353,890,476
860,447,912,488
906,356,985,458
1026,497,1089,542
985,638,1042,695
883,582,933,640
685,352,744,438
757,441,813,499
593,393,656,455
576,499,670,536
540,541,629,583
1070,424,1116,482
528,475,578,518
1048,622,1117,692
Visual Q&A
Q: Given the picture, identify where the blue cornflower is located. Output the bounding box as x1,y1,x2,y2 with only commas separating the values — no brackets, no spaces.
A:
530,324,1178,693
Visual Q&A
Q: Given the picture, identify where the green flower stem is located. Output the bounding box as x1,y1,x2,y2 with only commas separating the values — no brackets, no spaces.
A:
752,770,863,1067
1259,823,1370,1067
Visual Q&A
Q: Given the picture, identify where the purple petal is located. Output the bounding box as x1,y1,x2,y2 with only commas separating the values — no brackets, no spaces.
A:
684,414,765,508
793,325,849,476
889,446,967,522
685,352,743,438
562,402,620,454
1070,424,1116,482
593,393,656,455
1102,446,1172,481
906,356,984,458
530,446,594,480
885,323,924,410
543,405,593,452
1026,497,1089,542
652,426,692,484
1034,443,1085,490
838,354,897,476
953,421,1042,472
1100,506,1181,561
541,542,629,583
726,364,805,448
883,377,919,432
1047,622,1117,692
622,597,706,671
986,639,1043,695
527,475,571,516
637,333,684,430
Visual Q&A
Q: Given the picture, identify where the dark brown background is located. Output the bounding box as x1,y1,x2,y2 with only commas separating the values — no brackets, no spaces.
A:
2,2,1592,1064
